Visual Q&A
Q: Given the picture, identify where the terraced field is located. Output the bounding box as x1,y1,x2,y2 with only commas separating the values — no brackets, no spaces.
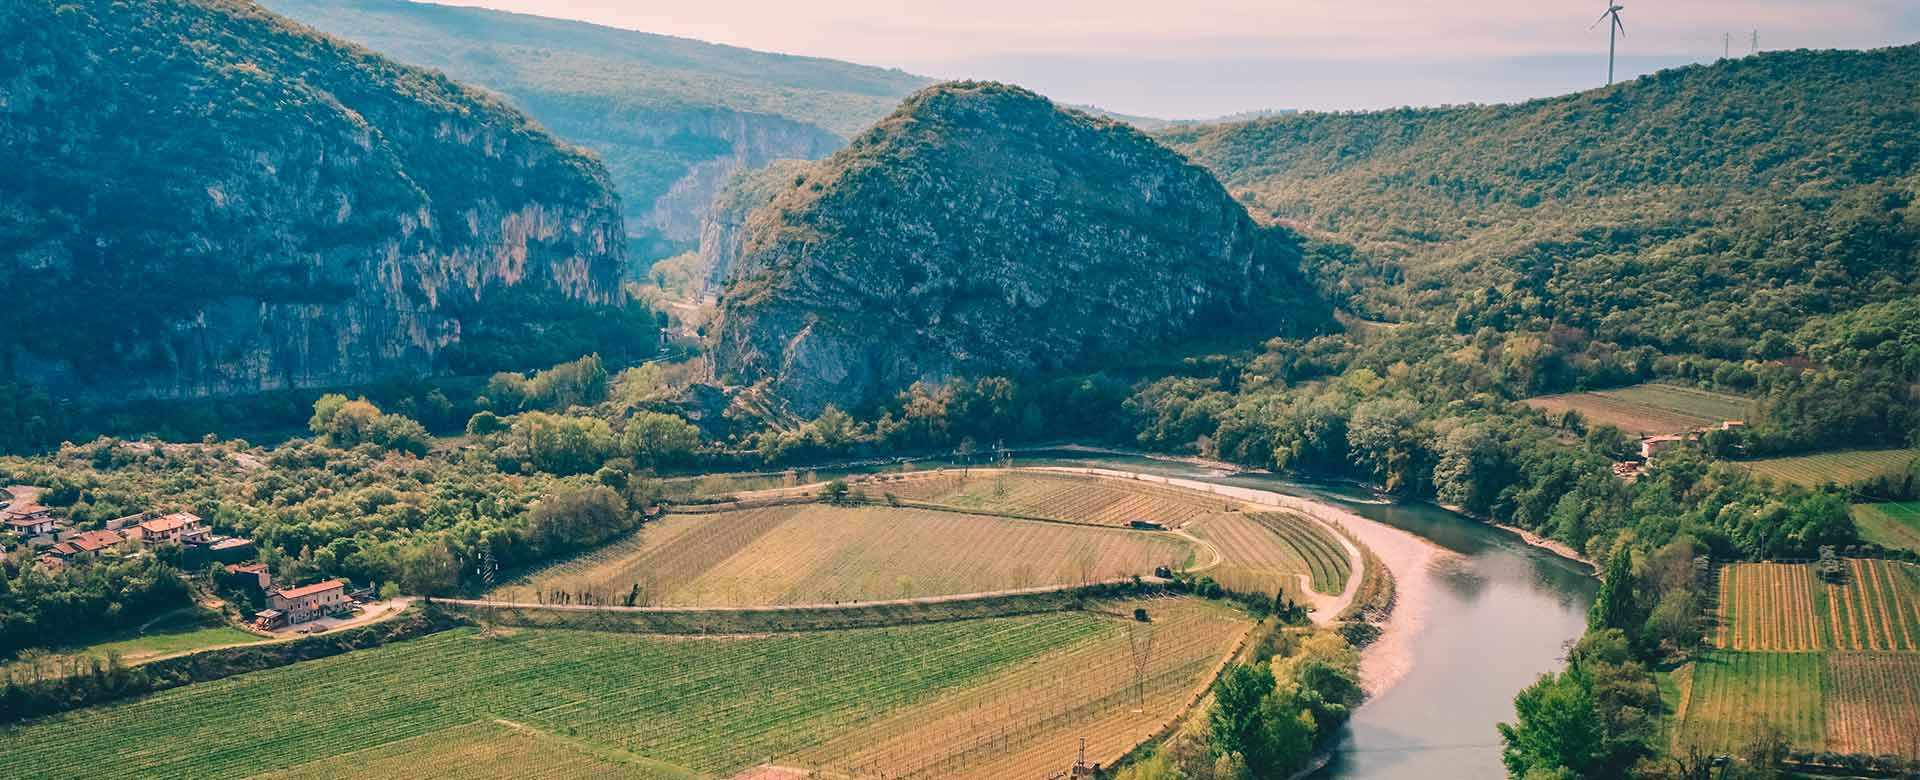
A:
1524,383,1752,436
1188,511,1351,598
1740,448,1919,488
0,602,1247,780
497,503,1193,606
1853,502,1920,554
870,471,1230,527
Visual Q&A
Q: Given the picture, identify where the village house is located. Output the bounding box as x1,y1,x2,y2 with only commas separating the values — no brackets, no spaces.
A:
47,529,125,560
224,562,272,591
129,512,209,544
3,504,57,537
1639,433,1692,461
256,579,348,628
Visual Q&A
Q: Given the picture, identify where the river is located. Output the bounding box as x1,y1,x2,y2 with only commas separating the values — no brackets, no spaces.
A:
1007,450,1599,780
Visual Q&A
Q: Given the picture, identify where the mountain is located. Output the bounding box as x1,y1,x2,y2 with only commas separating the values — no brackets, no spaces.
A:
1160,45,1920,359
709,82,1324,415
265,0,932,262
0,0,646,401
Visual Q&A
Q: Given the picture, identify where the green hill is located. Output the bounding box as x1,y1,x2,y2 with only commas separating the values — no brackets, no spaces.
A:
266,0,932,262
0,0,649,401
1161,45,1920,360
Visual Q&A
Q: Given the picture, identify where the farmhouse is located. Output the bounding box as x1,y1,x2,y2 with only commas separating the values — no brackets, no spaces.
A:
130,512,209,544
224,562,272,590
1640,434,1692,461
257,579,348,628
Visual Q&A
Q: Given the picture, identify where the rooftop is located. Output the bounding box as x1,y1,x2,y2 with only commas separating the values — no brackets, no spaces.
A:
271,579,345,600
140,512,203,533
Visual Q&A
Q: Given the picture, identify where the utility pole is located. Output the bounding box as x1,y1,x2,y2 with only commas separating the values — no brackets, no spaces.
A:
1723,33,1730,60
1750,30,1758,54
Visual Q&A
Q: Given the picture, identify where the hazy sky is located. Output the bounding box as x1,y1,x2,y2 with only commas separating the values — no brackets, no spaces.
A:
433,0,1920,117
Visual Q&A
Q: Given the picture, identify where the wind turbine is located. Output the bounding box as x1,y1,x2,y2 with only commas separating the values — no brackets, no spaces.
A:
1589,3,1627,85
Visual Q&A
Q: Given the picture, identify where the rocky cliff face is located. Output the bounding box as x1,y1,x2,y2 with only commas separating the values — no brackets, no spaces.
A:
710,82,1320,414
694,160,815,300
0,0,633,400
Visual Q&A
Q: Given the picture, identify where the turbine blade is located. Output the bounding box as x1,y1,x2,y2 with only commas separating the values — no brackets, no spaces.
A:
1589,9,1611,29
1614,16,1626,36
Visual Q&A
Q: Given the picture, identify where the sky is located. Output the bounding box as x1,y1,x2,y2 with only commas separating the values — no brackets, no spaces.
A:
432,0,1920,117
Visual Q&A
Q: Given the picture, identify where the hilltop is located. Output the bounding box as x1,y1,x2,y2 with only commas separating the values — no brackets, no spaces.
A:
709,82,1325,414
0,0,648,400
267,0,933,261
1162,45,1920,359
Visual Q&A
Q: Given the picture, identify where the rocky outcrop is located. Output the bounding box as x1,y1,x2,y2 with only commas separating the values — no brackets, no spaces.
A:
709,82,1322,414
0,0,632,400
694,160,815,300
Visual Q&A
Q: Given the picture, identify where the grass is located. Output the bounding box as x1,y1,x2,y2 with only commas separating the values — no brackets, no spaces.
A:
1187,511,1352,598
1,609,265,682
869,471,1232,527
1673,651,1827,755
1852,502,1920,554
1739,448,1919,488
0,601,1246,780
496,503,1193,606
1523,383,1753,436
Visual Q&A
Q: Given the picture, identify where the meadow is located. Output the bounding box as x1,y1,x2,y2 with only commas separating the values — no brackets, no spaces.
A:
497,503,1194,606
0,600,1249,780
1523,383,1753,436
0,610,264,682
1739,448,1919,488
1852,502,1920,554
1186,511,1351,598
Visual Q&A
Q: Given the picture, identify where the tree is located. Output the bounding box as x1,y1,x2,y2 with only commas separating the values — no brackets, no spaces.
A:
621,411,700,466
1499,668,1604,779
1589,550,1639,638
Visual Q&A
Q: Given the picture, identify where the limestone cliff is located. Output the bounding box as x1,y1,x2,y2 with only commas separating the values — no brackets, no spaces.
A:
0,0,639,400
694,161,815,300
710,82,1322,414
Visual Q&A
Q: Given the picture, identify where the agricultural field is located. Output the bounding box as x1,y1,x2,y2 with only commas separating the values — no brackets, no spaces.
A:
497,504,1194,606
1523,383,1753,436
1683,560,1920,759
1852,502,1920,554
1715,560,1920,652
1739,448,1919,488
1187,511,1351,598
869,471,1233,527
0,600,1251,780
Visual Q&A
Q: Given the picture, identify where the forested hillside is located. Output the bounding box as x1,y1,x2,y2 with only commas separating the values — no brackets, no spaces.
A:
1163,45,1920,361
710,82,1326,415
267,0,931,261
0,0,651,404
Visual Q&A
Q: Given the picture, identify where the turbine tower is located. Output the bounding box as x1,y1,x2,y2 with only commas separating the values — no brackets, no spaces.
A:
1590,3,1627,85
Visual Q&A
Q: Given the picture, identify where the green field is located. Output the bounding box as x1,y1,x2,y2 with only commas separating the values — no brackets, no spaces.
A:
496,503,1193,606
872,471,1231,526
0,614,1111,780
1853,502,1920,554
1524,383,1753,436
1,614,264,682
1672,651,1828,754
1740,449,1919,488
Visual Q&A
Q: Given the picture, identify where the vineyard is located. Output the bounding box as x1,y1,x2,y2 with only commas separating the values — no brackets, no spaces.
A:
1683,561,1920,759
788,598,1251,779
1187,511,1351,598
1716,560,1920,651
0,602,1249,780
1853,502,1920,554
869,471,1230,527
496,504,1193,606
1740,448,1919,488
1672,651,1827,754
1523,383,1752,436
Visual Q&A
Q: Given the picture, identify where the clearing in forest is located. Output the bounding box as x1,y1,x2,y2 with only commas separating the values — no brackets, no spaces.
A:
1852,502,1920,554
1523,383,1752,436
1739,448,1919,489
1187,511,1351,598
0,602,1246,780
497,503,1193,606
868,471,1232,527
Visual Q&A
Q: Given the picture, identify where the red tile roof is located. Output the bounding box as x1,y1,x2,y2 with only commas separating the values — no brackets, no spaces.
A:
68,530,123,551
139,513,203,533
4,504,51,518
272,579,345,600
